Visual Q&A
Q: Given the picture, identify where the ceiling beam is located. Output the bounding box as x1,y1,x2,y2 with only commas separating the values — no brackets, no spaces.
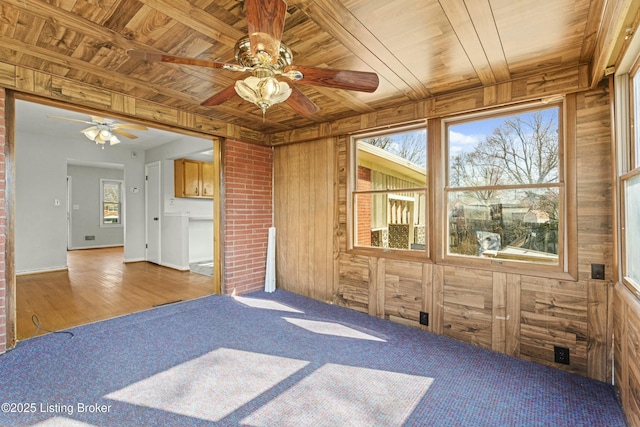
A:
137,0,245,49
590,0,637,86
3,0,237,91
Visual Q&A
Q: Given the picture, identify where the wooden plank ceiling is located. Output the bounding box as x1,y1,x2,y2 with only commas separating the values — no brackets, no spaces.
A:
0,0,630,134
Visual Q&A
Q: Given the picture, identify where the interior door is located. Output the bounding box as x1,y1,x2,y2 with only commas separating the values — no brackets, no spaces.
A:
145,162,161,264
67,176,72,250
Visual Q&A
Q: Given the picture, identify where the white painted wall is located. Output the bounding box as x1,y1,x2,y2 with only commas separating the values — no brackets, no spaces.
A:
189,219,214,263
161,213,190,270
146,137,214,265
16,127,215,273
16,130,146,273
68,165,124,249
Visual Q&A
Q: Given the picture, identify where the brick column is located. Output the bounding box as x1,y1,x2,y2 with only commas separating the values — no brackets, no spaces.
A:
223,140,273,295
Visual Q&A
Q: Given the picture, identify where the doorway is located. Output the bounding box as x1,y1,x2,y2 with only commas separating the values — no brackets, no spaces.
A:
12,98,222,341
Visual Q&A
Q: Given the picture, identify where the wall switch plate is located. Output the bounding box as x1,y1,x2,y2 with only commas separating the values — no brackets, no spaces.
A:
419,311,429,326
591,264,605,280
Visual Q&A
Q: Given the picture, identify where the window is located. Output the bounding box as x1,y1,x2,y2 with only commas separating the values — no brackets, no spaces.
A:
621,60,640,295
623,171,640,291
101,179,123,226
351,127,428,254
348,102,573,275
444,105,563,266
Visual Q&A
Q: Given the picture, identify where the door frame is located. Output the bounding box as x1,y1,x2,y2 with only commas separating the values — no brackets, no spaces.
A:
5,92,225,350
145,161,162,264
66,176,72,250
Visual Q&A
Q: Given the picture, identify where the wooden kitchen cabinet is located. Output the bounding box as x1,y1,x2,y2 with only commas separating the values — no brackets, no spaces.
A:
174,159,214,198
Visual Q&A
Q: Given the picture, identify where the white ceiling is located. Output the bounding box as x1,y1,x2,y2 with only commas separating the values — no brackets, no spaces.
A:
15,100,211,154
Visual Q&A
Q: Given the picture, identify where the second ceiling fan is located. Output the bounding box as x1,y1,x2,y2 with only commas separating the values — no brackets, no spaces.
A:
129,0,379,117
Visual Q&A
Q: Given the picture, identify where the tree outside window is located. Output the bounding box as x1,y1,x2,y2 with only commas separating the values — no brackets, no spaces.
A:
446,106,562,264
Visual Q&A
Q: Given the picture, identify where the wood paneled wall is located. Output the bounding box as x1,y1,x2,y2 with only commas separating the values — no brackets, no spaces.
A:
274,83,613,381
0,61,265,145
274,138,335,302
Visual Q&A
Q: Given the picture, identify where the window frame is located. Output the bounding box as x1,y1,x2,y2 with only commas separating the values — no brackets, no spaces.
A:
437,101,576,279
345,101,577,280
620,56,640,297
621,168,640,296
100,179,123,227
347,125,430,260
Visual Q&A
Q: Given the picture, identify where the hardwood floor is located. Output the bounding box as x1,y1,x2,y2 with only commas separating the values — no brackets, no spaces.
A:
16,247,215,340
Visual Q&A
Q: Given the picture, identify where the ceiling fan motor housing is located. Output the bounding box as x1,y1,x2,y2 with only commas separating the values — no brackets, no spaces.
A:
235,36,293,70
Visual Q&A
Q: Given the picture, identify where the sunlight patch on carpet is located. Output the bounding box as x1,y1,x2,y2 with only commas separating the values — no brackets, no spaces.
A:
105,348,308,422
283,317,386,342
242,363,434,427
233,296,304,313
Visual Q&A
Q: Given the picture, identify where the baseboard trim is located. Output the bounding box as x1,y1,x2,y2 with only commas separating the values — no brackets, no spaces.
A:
68,244,124,251
159,261,190,271
16,266,68,276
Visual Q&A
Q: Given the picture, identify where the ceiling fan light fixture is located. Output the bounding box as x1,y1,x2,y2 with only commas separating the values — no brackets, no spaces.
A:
235,75,292,113
82,128,99,141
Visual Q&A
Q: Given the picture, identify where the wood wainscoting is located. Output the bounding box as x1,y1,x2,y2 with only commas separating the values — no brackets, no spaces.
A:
274,83,613,382
16,247,215,340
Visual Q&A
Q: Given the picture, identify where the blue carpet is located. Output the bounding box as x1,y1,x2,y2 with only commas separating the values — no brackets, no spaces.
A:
0,290,627,426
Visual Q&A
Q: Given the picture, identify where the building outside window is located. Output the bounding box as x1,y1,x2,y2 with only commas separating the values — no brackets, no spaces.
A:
351,128,428,253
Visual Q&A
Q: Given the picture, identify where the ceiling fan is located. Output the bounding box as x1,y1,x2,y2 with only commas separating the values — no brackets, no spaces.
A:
48,115,148,146
128,0,379,117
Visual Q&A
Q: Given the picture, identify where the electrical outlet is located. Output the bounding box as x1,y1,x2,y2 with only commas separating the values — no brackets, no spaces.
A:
591,264,605,280
419,311,429,326
554,345,570,365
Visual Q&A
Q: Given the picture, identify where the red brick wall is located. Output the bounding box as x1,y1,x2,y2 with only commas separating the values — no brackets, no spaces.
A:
0,88,6,354
223,140,273,295
357,165,372,246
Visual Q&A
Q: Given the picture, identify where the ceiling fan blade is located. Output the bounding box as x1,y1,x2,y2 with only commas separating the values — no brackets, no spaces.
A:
113,123,148,131
284,65,379,93
201,85,238,107
128,49,244,71
246,0,287,63
48,115,93,125
286,85,320,116
112,128,139,139
80,126,98,133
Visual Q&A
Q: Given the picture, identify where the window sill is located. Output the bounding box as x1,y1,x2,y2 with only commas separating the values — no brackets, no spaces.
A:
100,223,123,228
438,254,578,282
346,248,578,281
348,246,432,263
